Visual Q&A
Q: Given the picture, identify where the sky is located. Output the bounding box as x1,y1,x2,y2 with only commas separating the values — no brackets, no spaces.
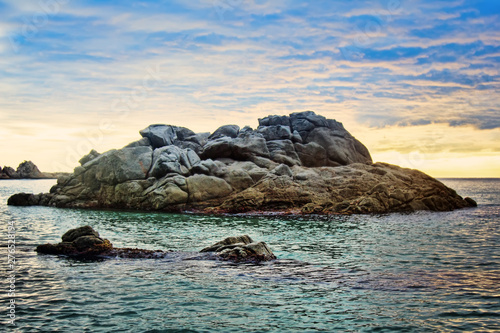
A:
0,0,499,177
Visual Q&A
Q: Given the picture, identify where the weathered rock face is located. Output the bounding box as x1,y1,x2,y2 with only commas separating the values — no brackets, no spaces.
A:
8,111,477,214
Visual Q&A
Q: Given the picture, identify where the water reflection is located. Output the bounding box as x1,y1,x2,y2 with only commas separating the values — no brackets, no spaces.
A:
0,179,499,332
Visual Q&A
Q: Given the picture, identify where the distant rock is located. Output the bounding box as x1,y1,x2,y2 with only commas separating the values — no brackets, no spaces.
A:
7,111,476,214
16,161,45,178
0,166,17,179
0,160,69,179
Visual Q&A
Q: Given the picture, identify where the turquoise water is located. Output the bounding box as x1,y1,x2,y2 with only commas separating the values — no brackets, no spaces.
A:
1,179,499,332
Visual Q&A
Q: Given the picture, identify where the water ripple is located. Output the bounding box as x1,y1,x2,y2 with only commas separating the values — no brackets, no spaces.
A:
0,179,499,332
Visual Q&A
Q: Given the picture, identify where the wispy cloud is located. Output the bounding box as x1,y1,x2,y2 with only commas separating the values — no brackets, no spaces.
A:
0,0,498,174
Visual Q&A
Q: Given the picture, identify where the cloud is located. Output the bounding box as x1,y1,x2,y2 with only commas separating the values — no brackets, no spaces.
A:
0,0,498,174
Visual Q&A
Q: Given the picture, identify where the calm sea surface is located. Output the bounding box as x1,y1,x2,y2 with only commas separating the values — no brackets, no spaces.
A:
1,178,499,332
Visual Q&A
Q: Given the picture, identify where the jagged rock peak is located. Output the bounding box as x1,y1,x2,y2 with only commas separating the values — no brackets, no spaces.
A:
136,111,372,167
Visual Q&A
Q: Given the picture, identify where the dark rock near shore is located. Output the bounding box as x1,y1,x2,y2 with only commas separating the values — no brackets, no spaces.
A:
62,225,99,242
36,226,169,259
36,226,275,262
7,111,476,214
8,193,42,206
36,226,114,258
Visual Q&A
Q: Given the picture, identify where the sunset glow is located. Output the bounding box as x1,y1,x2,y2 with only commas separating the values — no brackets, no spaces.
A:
1,0,498,177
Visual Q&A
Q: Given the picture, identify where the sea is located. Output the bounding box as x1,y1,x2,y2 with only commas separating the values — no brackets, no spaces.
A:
0,178,499,332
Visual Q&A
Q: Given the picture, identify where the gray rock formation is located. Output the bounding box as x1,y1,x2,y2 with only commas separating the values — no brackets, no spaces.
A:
7,111,477,214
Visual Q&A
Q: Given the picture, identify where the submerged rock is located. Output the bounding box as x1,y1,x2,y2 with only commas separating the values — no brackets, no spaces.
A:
8,111,476,214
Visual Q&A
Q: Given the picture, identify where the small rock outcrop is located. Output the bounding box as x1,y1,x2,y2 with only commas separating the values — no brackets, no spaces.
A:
36,226,113,258
8,111,476,214
36,226,170,259
201,235,276,262
36,226,276,262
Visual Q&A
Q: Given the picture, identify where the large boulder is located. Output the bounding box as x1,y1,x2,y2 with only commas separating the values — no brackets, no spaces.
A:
290,111,328,139
201,132,270,161
92,146,153,185
186,174,233,202
294,142,329,167
149,145,200,178
257,125,292,141
142,175,189,209
266,139,301,166
62,225,100,242
37,226,112,257
305,127,372,165
232,132,270,159
199,137,234,159
209,125,240,140
258,115,291,127
140,125,177,148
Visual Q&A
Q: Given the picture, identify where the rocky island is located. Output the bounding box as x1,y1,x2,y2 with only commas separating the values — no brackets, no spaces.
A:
8,111,476,214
